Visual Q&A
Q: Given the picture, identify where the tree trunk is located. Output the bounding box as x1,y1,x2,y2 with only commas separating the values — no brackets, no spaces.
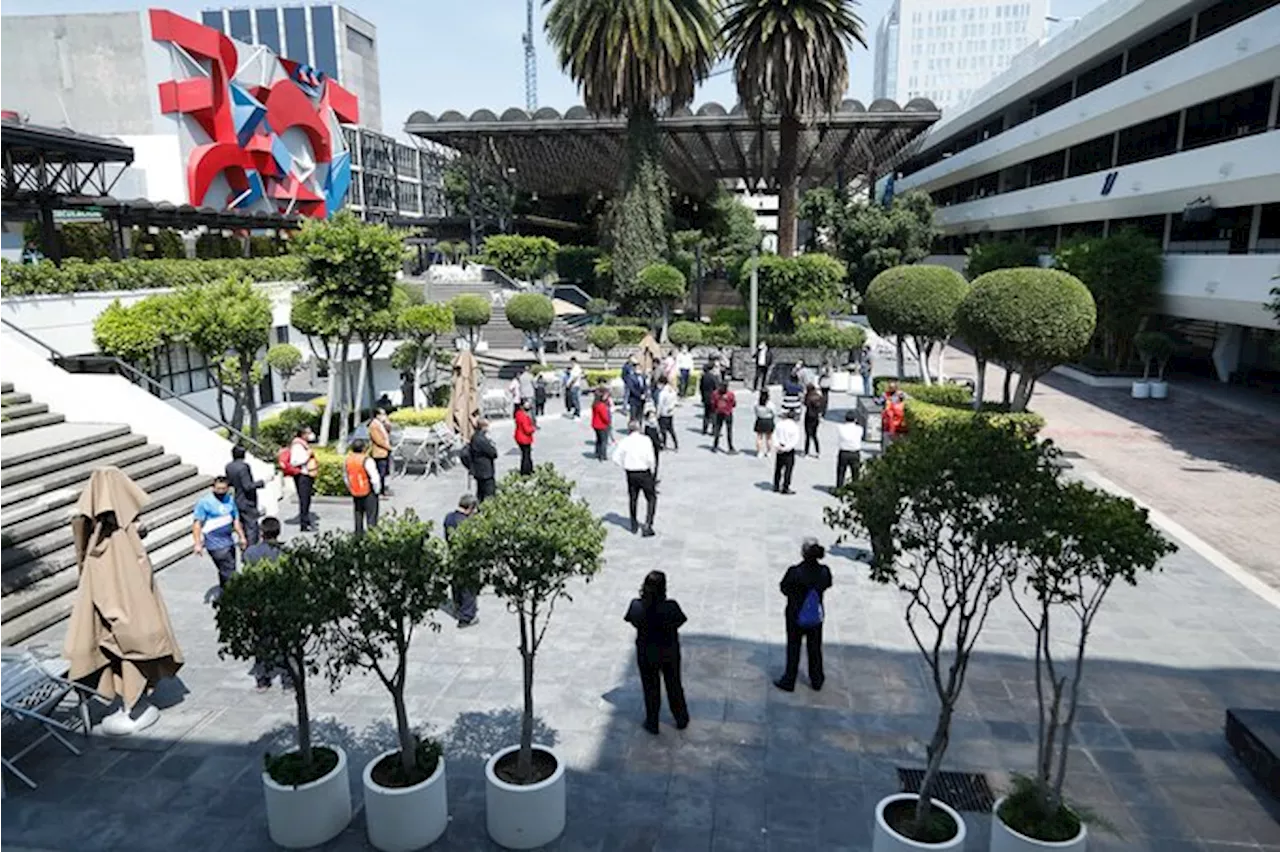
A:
913,703,954,838
1012,371,1035,411
355,348,369,422
365,350,377,413
776,115,801,258
393,687,416,775
916,338,933,385
938,336,950,384
337,340,352,447
1002,367,1013,406
241,356,260,438
230,385,245,433
320,343,338,445
292,658,312,768
895,338,905,381
973,357,987,411
517,611,535,782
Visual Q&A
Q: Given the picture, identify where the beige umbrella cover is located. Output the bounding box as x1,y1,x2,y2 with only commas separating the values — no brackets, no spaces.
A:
449,349,482,442
64,467,183,709
638,333,664,376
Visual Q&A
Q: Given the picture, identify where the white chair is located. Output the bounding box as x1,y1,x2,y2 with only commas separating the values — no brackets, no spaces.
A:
1,649,103,790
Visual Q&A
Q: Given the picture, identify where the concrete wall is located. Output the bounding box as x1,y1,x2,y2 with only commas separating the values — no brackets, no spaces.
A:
338,7,380,132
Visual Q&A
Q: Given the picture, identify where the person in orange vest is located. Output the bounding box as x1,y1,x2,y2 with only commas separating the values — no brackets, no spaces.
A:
368,408,393,497
343,438,382,534
881,382,907,446
514,398,536,475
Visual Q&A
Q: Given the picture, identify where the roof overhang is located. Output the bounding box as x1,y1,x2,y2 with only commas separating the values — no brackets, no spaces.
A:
55,196,302,230
405,99,940,195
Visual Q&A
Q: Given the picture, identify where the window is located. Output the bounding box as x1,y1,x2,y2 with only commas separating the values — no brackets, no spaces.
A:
1257,204,1280,253
275,326,290,345
1067,134,1114,177
153,345,212,396
1116,112,1178,165
1127,18,1191,72
201,10,224,32
311,6,339,79
1168,205,1253,254
256,9,281,54
283,7,309,64
1109,215,1168,245
228,9,252,42
1030,79,1072,116
1028,150,1066,186
1182,82,1274,150
1196,0,1278,41
1076,54,1123,96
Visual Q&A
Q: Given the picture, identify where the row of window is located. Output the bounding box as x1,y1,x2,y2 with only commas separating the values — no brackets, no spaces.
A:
928,81,1276,207
149,344,274,405
903,0,1279,175
202,7,340,82
913,4,1030,25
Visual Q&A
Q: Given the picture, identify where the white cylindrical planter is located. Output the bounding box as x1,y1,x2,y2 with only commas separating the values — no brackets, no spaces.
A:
873,793,967,852
989,797,1087,852
485,744,566,850
1148,381,1168,400
363,750,449,852
1130,381,1150,399
262,745,352,849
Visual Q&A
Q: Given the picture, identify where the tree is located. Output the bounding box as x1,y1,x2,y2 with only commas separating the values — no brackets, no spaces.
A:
481,235,560,283
449,293,491,349
267,344,304,404
181,276,273,437
92,297,170,369
585,325,620,366
794,321,866,366
957,268,1096,411
965,238,1041,279
667,320,704,348
864,264,969,384
585,297,612,322
555,245,604,294
724,0,866,257
505,292,557,363
398,303,455,407
630,262,687,339
804,188,938,296
742,253,845,332
546,0,718,293
448,466,605,782
1053,228,1162,370
1133,330,1174,383
824,421,1047,841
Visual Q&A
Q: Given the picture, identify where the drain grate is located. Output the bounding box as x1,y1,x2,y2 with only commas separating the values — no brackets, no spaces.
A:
896,768,996,812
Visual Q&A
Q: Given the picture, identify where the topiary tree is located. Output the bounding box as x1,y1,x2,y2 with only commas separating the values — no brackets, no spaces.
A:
629,262,687,340
267,343,304,404
667,320,704,348
505,292,557,363
865,264,970,385
448,465,605,783
965,239,1041,279
481,235,560,283
957,268,1096,412
1134,330,1175,383
181,276,274,437
585,297,612,322
585,324,620,366
398,303,455,404
449,293,492,349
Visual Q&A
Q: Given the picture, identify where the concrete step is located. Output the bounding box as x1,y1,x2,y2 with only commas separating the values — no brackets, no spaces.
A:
1,381,13,394
0,432,148,488
0,401,46,419
1,392,32,407
0,411,65,436
1,451,187,530
1,423,132,469
1,443,164,509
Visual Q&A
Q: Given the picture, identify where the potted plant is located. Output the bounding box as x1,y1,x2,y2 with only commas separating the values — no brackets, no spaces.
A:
215,533,350,849
994,479,1174,851
1134,331,1174,400
1132,331,1159,400
448,466,606,849
326,513,454,852
826,421,1048,850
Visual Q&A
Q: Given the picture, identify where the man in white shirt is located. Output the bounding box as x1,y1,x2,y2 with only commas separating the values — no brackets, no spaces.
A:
656,375,679,451
773,411,801,495
566,356,584,419
835,410,864,489
613,421,658,536
676,346,695,397
754,341,771,391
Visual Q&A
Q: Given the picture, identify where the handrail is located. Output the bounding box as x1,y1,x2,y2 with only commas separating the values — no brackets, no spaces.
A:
1,317,273,458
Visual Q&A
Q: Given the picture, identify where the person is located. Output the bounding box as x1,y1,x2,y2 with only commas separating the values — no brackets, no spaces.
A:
518,365,536,413
859,345,874,398
780,368,804,420
591,386,613,462
803,384,824,458
699,362,719,435
643,405,663,483
656,375,679,451
835,410,864,489
368,408,393,497
443,494,480,627
288,426,319,531
468,419,499,501
882,382,907,445
753,340,773,391
818,365,833,414
649,362,664,407
508,374,521,409
225,445,264,546
243,517,289,690
533,373,547,417
711,381,737,453
624,571,689,734
192,476,247,589
676,346,694,397
774,538,833,692
565,356,584,419
753,389,776,458
623,356,647,423
773,411,801,494
344,438,381,534
613,420,657,536
514,398,536,475
663,349,677,387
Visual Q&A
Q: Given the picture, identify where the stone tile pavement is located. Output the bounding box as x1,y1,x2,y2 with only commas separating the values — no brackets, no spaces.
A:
4,384,1279,851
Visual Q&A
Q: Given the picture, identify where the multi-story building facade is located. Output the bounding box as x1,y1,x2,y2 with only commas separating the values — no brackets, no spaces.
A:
341,127,449,223
895,0,1280,382
200,5,381,131
873,0,1048,110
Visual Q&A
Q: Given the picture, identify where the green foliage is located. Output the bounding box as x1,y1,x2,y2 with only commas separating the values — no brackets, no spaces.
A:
584,368,621,386
399,303,455,342
387,407,449,427
92,297,170,365
965,239,1041,279
554,245,603,292
904,398,1046,436
291,210,404,324
481,235,559,282
196,232,245,259
628,262,687,318
129,227,186,259
802,189,938,295
741,253,846,332
249,235,287,257
312,447,348,496
0,256,304,296
585,298,612,320
711,307,749,328
259,406,321,451
702,324,737,346
998,775,1085,843
613,325,649,345
267,343,303,384
875,379,972,407
612,114,671,299
793,321,866,357
1133,330,1175,381
585,325,621,359
504,292,556,333
449,293,492,345
866,265,969,342
603,315,651,327
667,320,704,347
24,220,115,261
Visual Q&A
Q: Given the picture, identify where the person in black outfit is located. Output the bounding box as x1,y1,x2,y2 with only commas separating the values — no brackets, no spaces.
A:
624,571,690,735
699,363,718,435
225,445,264,545
468,419,499,502
775,538,833,692
803,384,824,457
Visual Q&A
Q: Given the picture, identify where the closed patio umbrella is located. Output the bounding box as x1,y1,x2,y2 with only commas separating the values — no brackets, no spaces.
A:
449,349,482,442
638,332,663,376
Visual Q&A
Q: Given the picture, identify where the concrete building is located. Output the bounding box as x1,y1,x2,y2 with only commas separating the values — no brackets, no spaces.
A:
873,0,1048,110
200,4,381,131
895,0,1280,382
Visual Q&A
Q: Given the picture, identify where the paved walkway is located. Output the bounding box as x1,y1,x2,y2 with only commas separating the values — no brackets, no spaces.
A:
5,385,1279,851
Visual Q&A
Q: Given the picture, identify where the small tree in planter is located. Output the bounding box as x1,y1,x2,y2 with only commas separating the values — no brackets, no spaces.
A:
505,292,556,364
1133,330,1174,384
449,293,492,349
667,319,704,349
629,262,687,340
267,343,304,404
825,421,1046,844
585,325,621,367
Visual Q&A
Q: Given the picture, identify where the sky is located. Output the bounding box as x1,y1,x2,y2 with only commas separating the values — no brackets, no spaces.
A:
3,0,1105,138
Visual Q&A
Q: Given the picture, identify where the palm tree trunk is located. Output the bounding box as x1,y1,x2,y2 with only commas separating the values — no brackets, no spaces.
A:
777,115,801,258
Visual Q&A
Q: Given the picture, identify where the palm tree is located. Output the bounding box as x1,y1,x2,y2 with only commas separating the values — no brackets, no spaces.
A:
724,0,867,257
545,0,719,295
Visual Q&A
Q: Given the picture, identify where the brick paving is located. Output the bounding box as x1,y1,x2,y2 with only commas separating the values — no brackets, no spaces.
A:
4,381,1279,851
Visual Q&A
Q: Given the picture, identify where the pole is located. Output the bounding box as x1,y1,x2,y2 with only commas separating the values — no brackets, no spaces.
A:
749,248,759,354
694,243,704,320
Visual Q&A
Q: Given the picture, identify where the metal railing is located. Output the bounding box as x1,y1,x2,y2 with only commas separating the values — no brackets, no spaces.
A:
1,317,272,458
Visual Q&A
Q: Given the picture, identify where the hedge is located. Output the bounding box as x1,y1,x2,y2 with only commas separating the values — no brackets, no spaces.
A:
313,447,347,496
582,368,700,397
613,325,649,345
702,325,737,346
0,256,305,296
874,379,973,407
388,407,449,427
904,398,1045,436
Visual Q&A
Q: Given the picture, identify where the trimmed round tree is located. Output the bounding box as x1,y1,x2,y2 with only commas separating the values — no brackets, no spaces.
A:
449,293,492,350
864,264,970,384
505,292,556,363
629,262,687,340
957,267,1096,411
267,343,304,403
667,320,704,348
585,324,620,366
795,321,867,367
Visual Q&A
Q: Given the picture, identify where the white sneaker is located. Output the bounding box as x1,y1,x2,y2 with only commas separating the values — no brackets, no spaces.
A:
99,707,134,736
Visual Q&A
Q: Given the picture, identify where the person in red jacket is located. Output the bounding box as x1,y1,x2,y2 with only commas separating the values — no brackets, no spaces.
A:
881,382,907,446
591,386,613,462
711,381,737,453
514,398,537,474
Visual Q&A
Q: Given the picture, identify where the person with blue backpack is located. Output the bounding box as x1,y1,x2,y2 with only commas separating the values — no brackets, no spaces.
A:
624,570,690,734
774,538,833,692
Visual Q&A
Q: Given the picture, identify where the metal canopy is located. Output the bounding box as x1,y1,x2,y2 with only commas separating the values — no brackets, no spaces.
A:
405,98,940,196
60,196,303,231
2,118,135,203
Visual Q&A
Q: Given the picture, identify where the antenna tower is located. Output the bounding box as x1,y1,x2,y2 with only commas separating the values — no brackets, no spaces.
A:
522,0,538,111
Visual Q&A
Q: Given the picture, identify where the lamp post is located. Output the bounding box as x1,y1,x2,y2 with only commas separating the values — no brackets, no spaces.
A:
749,247,759,354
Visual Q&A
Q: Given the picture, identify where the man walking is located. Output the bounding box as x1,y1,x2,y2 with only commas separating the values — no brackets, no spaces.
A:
773,411,801,494
623,356,647,424
192,476,247,589
344,438,382,534
225,445,264,546
656,375,679,451
468,419,499,501
676,346,694,397
368,408,394,496
288,426,319,531
699,363,718,435
614,421,658,537
835,410,864,489
514,398,536,475
565,356,584,419
753,340,773,391
443,494,480,627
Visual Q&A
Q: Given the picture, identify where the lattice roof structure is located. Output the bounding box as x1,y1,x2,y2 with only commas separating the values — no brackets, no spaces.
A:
405,98,940,196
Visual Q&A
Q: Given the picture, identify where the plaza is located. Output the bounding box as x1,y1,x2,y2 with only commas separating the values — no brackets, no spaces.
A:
3,375,1278,852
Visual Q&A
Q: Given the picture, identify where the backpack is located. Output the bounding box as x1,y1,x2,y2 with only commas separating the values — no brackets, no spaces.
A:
278,445,300,477
458,443,473,470
796,589,824,628
345,452,372,498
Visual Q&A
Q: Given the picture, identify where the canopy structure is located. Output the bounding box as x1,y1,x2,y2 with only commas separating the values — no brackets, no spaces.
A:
405,99,940,196
1,119,134,205
62,196,303,232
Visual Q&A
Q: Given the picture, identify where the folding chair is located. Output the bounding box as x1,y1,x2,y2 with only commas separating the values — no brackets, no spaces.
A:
2,649,102,790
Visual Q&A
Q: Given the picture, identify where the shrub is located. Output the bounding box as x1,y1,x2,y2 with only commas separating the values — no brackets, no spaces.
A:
740,252,845,331
584,369,621,386
793,321,866,358
1,256,305,297
387,407,449,427
504,292,556,334
555,245,603,292
313,447,347,496
480,235,559,281
965,239,1040,279
865,264,969,383
904,398,1045,436
711,307,749,328
1134,330,1175,381
667,320,704,348
875,379,973,407
603,315,651,327
628,262,686,322
701,325,737,346
613,325,649,345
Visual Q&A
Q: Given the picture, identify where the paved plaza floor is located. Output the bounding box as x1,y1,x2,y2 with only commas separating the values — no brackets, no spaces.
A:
4,383,1280,851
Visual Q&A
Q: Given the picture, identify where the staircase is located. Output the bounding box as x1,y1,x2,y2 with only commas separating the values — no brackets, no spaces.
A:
415,274,586,353
1,383,209,645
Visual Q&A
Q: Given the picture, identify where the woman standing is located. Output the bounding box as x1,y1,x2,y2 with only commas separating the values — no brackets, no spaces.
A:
591,386,613,462
803,384,824,458
753,389,776,458
624,571,690,734
514,398,536,475
774,538,833,692
818,364,833,414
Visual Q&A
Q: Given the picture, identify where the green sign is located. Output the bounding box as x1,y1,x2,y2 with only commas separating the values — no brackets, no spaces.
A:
53,208,103,223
